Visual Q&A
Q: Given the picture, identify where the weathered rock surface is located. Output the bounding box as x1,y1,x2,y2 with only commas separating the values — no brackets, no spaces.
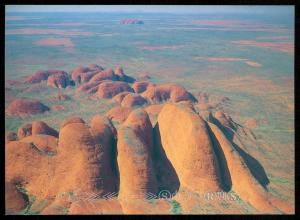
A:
6,98,50,117
117,109,157,198
141,83,197,104
31,120,58,137
106,106,133,124
17,123,32,139
47,71,71,88
96,81,134,99
121,93,148,108
157,102,222,193
6,131,17,143
132,81,152,93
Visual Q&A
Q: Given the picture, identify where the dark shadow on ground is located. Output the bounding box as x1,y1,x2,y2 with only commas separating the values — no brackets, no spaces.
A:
205,122,232,192
111,136,120,196
152,123,180,197
209,115,270,188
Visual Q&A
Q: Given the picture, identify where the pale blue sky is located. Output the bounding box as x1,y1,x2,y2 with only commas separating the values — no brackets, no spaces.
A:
6,5,294,14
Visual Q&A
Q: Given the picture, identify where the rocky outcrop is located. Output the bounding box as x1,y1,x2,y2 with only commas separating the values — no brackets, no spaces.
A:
17,123,32,139
121,93,148,108
141,83,197,104
89,115,118,194
112,91,133,103
114,67,136,83
120,19,144,25
5,181,29,214
75,81,102,94
214,111,237,130
132,81,152,93
88,68,118,83
31,120,58,137
25,70,50,84
106,106,133,124
71,65,103,84
60,116,86,129
207,122,276,213
25,70,69,85
157,102,222,193
117,109,157,201
5,131,17,143
6,98,50,117
96,81,134,99
47,71,71,88
20,135,58,154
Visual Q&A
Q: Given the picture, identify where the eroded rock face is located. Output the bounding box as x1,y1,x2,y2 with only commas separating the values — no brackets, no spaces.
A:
31,121,58,137
214,111,237,130
112,91,133,103
47,71,71,88
60,116,86,129
5,141,53,197
117,109,157,201
50,117,113,196
96,81,134,99
5,181,29,214
90,115,118,194
25,70,50,84
5,116,119,213
106,106,133,124
88,69,118,83
6,98,50,117
17,123,32,139
114,67,136,83
144,104,164,126
132,81,152,93
157,102,222,193
25,70,68,84
121,93,148,108
207,122,276,212
71,65,103,84
141,83,197,104
20,135,58,154
75,81,102,94
120,19,144,25
6,131,17,143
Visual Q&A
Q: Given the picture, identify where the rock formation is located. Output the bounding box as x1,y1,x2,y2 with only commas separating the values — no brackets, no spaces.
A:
157,102,222,193
96,80,134,99
5,181,29,214
17,123,32,139
132,81,152,93
121,93,148,108
6,131,17,143
20,135,58,154
114,67,136,83
207,122,277,213
25,70,50,84
117,109,157,201
120,19,144,25
88,68,118,83
31,120,58,137
6,98,50,117
141,83,197,104
47,71,71,88
112,91,133,103
214,111,237,130
106,106,133,124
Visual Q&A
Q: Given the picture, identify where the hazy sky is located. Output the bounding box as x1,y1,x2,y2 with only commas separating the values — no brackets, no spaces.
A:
6,5,294,14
